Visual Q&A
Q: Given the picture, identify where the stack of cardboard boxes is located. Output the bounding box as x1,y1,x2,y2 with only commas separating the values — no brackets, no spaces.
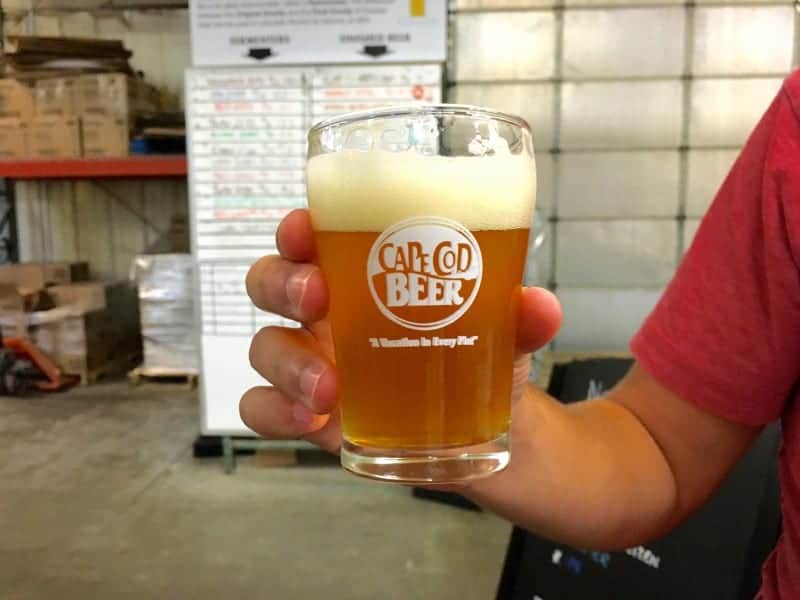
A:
0,75,160,159
0,262,142,382
0,80,34,159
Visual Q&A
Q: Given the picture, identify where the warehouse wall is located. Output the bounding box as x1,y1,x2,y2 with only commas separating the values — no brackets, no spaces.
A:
15,179,187,280
5,1,799,349
450,1,798,350
3,4,191,281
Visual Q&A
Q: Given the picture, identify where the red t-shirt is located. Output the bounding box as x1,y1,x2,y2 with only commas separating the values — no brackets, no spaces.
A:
631,70,800,599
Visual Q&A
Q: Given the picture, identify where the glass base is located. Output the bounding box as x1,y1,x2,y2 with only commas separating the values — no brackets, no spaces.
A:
340,434,509,484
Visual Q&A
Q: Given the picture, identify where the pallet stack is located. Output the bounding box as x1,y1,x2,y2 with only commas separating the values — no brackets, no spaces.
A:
0,262,143,384
130,254,198,387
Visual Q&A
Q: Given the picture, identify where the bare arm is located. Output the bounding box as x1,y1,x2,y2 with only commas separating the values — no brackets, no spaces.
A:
242,209,761,551
462,364,760,549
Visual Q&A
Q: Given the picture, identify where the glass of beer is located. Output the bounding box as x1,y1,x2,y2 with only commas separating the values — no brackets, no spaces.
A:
306,105,536,483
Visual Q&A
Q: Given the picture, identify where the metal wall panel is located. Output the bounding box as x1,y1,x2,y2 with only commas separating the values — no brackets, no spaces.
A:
686,150,738,216
535,153,556,216
683,218,702,252
565,0,683,6
558,152,680,218
455,0,556,9
689,78,784,147
693,7,795,75
561,81,683,149
555,287,663,350
563,9,685,77
452,12,557,81
450,0,795,349
556,221,679,286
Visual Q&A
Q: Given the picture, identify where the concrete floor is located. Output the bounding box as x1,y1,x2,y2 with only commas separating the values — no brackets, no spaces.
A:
0,382,511,599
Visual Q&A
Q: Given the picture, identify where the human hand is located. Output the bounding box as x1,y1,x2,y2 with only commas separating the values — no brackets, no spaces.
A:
241,208,562,453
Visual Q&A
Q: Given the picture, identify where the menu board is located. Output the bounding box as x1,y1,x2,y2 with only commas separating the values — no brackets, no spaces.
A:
186,65,442,434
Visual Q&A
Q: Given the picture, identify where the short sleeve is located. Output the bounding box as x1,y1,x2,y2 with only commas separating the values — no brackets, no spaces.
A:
631,81,800,427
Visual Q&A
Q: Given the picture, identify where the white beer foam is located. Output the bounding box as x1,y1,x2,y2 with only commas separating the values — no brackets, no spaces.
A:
307,150,536,231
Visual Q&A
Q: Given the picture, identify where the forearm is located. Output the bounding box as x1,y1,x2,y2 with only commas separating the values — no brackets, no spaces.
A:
461,384,678,550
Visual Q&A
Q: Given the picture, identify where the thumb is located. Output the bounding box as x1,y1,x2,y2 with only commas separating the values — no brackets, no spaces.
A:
516,287,562,354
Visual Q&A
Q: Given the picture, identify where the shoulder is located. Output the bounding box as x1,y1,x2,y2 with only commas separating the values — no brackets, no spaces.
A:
780,69,800,122
783,69,800,99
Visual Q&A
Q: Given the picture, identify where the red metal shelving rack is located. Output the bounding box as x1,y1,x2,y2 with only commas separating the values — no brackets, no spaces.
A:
0,156,187,179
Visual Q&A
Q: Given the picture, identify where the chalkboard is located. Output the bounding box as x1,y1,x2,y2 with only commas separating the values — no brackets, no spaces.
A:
497,358,781,600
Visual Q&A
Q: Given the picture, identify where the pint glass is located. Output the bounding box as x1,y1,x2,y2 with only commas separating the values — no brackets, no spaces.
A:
306,105,536,483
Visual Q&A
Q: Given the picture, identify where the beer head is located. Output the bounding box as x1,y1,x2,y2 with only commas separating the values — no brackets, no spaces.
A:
306,149,536,232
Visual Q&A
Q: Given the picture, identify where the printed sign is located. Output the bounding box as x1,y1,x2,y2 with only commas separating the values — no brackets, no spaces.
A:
189,0,447,66
185,65,442,434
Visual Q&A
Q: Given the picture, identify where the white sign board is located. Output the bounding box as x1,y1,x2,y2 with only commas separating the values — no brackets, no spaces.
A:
186,65,442,435
189,0,446,66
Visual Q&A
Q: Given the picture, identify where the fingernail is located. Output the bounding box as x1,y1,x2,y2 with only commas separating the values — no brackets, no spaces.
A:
292,402,315,426
299,364,324,404
286,269,312,310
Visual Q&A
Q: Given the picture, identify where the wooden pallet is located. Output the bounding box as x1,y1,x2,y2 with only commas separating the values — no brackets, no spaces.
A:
128,366,199,390
70,352,143,386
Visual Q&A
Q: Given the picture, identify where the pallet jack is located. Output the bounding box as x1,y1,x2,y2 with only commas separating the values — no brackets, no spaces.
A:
0,335,78,395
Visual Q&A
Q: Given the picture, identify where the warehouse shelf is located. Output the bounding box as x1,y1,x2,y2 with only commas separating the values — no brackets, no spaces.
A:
0,156,187,180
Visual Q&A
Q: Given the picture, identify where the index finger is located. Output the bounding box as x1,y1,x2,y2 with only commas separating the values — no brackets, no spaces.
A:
277,209,316,262
516,287,562,354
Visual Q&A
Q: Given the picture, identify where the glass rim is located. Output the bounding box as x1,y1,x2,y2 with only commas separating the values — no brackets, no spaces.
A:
309,103,531,134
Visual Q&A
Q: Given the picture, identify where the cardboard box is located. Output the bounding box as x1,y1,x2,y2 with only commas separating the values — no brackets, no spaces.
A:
34,77,79,116
0,262,89,293
0,79,34,121
49,281,133,313
0,117,27,158
27,115,81,158
0,285,55,312
81,115,128,158
31,310,140,375
0,283,24,311
77,74,158,119
31,293,141,377
0,281,141,378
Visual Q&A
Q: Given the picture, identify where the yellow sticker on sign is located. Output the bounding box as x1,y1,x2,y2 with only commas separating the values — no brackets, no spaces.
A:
410,0,425,17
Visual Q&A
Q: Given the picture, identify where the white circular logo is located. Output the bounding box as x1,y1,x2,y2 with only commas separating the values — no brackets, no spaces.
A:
367,216,483,331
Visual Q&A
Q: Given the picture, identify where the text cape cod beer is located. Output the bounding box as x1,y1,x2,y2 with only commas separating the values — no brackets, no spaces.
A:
308,149,535,449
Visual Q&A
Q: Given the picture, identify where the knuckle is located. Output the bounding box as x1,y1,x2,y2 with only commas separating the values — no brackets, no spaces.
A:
248,337,260,373
249,326,297,386
245,255,275,303
249,326,276,372
239,387,259,424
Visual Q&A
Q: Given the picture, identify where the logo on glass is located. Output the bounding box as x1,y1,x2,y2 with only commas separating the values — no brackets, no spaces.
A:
367,216,483,331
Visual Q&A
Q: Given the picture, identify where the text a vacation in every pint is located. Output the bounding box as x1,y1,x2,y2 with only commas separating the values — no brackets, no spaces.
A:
369,335,479,349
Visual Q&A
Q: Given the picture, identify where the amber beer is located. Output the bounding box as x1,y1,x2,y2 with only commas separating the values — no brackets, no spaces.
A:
315,228,528,447
307,106,536,483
